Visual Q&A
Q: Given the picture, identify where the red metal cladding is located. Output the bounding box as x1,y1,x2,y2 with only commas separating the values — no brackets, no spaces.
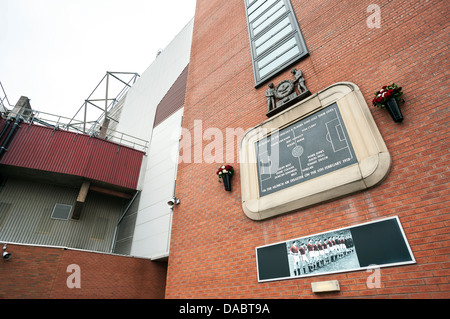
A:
0,118,145,190
153,65,189,128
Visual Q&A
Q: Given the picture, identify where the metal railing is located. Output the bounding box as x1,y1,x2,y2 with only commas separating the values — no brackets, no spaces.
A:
5,109,149,153
0,81,13,114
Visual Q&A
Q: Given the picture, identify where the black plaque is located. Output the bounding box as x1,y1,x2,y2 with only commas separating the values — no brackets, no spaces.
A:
256,103,358,197
256,217,415,282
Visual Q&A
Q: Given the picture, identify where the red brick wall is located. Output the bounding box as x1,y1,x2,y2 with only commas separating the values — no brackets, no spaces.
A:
166,0,449,298
0,244,167,299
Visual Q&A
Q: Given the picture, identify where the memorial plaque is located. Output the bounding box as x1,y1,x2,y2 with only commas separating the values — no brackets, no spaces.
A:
256,216,415,282
241,82,391,220
256,103,358,197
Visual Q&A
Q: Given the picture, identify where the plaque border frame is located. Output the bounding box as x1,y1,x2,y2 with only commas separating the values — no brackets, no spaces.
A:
240,82,392,220
255,216,416,282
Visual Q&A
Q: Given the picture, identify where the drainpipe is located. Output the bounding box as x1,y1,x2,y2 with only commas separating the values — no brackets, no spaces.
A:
0,118,11,140
0,117,23,161
110,190,140,253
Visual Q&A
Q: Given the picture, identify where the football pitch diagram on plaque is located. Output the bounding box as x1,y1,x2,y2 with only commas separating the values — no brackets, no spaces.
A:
256,103,358,196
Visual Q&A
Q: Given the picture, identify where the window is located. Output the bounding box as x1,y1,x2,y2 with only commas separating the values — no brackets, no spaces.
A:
51,203,72,220
245,0,308,87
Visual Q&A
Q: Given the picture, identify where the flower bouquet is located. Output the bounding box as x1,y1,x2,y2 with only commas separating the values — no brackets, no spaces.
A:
372,83,403,108
372,83,404,122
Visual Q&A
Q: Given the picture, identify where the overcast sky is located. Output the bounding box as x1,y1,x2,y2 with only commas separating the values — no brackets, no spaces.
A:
0,0,196,118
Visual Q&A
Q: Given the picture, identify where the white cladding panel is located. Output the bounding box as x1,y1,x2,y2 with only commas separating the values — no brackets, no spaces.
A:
130,108,184,258
115,19,193,142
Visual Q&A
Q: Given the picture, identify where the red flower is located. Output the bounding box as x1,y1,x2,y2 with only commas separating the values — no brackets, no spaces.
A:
217,164,234,181
372,83,403,108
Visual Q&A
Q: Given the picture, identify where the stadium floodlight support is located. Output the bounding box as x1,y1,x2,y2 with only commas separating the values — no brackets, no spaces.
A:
67,71,140,135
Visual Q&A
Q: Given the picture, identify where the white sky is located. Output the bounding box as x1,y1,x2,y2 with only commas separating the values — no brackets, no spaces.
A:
0,0,196,118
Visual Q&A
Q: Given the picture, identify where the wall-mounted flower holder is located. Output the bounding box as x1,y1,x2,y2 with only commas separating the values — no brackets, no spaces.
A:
372,83,404,123
217,165,234,191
